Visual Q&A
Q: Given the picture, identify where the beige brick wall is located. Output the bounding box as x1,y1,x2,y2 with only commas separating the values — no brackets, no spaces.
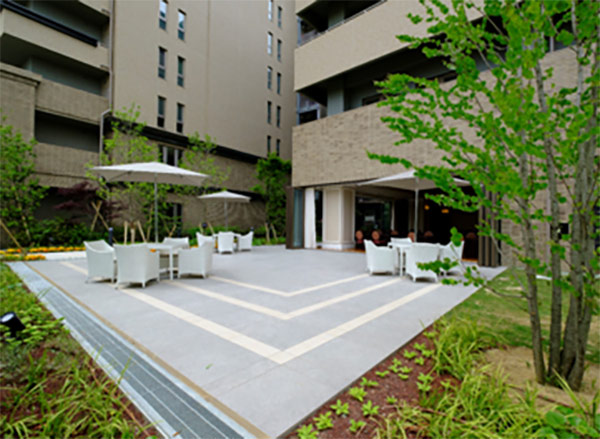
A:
34,142,98,188
36,80,108,124
0,63,40,139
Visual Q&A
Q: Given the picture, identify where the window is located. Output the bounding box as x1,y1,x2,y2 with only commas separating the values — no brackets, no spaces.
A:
268,0,273,20
159,0,167,29
162,145,180,166
277,39,281,61
276,105,281,127
158,47,166,78
177,56,185,87
267,32,273,55
267,66,272,89
276,139,280,156
276,72,281,94
267,101,272,124
157,96,166,128
267,135,271,154
178,10,186,40
176,103,184,133
277,6,282,28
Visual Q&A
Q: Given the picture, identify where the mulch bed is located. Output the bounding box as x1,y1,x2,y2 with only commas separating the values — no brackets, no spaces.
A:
285,327,450,439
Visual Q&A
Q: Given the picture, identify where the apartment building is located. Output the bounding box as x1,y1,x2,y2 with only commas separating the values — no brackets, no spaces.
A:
0,0,295,230
290,0,577,265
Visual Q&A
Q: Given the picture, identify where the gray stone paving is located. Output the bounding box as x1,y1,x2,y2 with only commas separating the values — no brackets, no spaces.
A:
18,246,504,437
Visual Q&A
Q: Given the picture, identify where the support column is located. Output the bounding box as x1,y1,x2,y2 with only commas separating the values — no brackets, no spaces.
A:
322,186,355,250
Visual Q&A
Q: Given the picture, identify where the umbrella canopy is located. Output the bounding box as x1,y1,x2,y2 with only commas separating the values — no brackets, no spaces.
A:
198,190,250,229
358,170,470,241
90,162,208,242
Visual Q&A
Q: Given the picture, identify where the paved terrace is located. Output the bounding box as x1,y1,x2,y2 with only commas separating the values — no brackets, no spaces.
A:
13,246,503,438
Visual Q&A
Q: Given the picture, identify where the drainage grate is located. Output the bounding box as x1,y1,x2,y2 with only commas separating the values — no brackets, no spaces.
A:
8,262,254,439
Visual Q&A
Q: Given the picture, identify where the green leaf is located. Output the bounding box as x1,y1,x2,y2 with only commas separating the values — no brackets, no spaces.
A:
546,411,567,429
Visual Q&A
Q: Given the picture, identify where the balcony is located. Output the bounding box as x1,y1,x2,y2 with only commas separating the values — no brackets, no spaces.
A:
34,142,98,187
0,7,109,71
36,78,108,124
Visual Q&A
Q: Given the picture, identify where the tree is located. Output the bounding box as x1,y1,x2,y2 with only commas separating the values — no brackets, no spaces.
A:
372,0,599,390
88,104,167,238
0,122,46,246
252,153,291,235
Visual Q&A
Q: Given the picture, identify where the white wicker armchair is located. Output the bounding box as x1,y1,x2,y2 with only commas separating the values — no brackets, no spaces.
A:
404,243,440,283
162,237,190,250
439,241,465,275
238,231,253,251
196,233,216,252
114,244,160,288
178,241,213,278
217,232,235,254
84,240,116,283
365,240,397,275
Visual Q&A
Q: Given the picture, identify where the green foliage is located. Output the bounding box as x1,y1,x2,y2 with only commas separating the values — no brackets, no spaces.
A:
88,104,165,237
375,370,390,378
415,357,425,366
348,386,367,402
349,419,366,434
397,373,410,380
0,264,152,437
360,377,379,388
178,133,229,194
403,350,417,360
398,366,413,374
361,400,380,417
251,153,291,235
330,399,349,416
296,423,318,439
313,412,333,431
0,122,46,246
30,217,106,247
386,396,398,405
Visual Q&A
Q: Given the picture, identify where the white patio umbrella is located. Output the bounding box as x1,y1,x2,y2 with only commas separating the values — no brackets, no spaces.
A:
90,162,208,242
358,169,470,241
198,190,250,229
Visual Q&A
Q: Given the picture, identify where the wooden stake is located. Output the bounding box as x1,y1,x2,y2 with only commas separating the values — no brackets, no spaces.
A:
271,224,278,240
123,221,128,245
265,222,271,244
136,221,147,243
131,227,136,244
0,219,26,255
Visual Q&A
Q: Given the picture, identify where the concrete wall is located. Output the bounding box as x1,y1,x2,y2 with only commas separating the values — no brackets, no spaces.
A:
112,0,296,160
0,63,40,139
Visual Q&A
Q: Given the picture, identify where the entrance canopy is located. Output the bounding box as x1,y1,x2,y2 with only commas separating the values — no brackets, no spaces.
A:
358,169,470,242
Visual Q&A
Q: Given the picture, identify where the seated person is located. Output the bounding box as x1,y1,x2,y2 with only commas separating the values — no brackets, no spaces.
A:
407,230,416,242
355,230,365,250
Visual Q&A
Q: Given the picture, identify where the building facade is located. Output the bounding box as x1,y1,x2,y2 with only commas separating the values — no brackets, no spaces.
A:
290,0,576,265
0,0,296,232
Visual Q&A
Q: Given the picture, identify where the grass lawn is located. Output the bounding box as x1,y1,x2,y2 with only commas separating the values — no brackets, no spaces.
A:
0,264,158,438
448,268,600,365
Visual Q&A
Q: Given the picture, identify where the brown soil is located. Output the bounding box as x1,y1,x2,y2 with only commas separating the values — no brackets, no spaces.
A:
286,328,443,439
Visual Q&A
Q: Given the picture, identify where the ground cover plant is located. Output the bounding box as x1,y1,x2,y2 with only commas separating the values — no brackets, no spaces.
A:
287,271,599,439
0,264,158,438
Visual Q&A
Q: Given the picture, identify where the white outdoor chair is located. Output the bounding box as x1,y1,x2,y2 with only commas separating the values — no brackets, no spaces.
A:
391,237,413,245
238,231,253,251
365,239,397,275
404,243,440,283
439,240,465,275
114,244,160,288
196,232,216,252
162,237,190,250
178,241,213,278
84,240,116,283
217,232,235,254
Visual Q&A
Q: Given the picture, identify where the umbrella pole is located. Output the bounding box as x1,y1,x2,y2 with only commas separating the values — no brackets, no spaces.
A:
224,201,228,230
414,187,419,243
154,178,159,243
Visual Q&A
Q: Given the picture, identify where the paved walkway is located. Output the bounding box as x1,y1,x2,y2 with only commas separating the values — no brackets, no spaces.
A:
15,246,504,438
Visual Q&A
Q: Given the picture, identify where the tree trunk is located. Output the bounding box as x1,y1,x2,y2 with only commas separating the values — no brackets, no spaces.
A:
533,57,563,381
518,154,546,385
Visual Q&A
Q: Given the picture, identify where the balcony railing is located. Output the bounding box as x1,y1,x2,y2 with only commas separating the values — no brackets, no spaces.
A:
297,0,387,47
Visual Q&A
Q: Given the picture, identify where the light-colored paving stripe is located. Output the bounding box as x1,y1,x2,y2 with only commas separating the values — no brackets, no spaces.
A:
286,274,369,296
63,261,87,275
282,284,441,359
65,261,397,320
60,261,440,365
170,278,399,321
119,288,281,360
210,276,288,296
286,278,401,319
170,281,289,319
